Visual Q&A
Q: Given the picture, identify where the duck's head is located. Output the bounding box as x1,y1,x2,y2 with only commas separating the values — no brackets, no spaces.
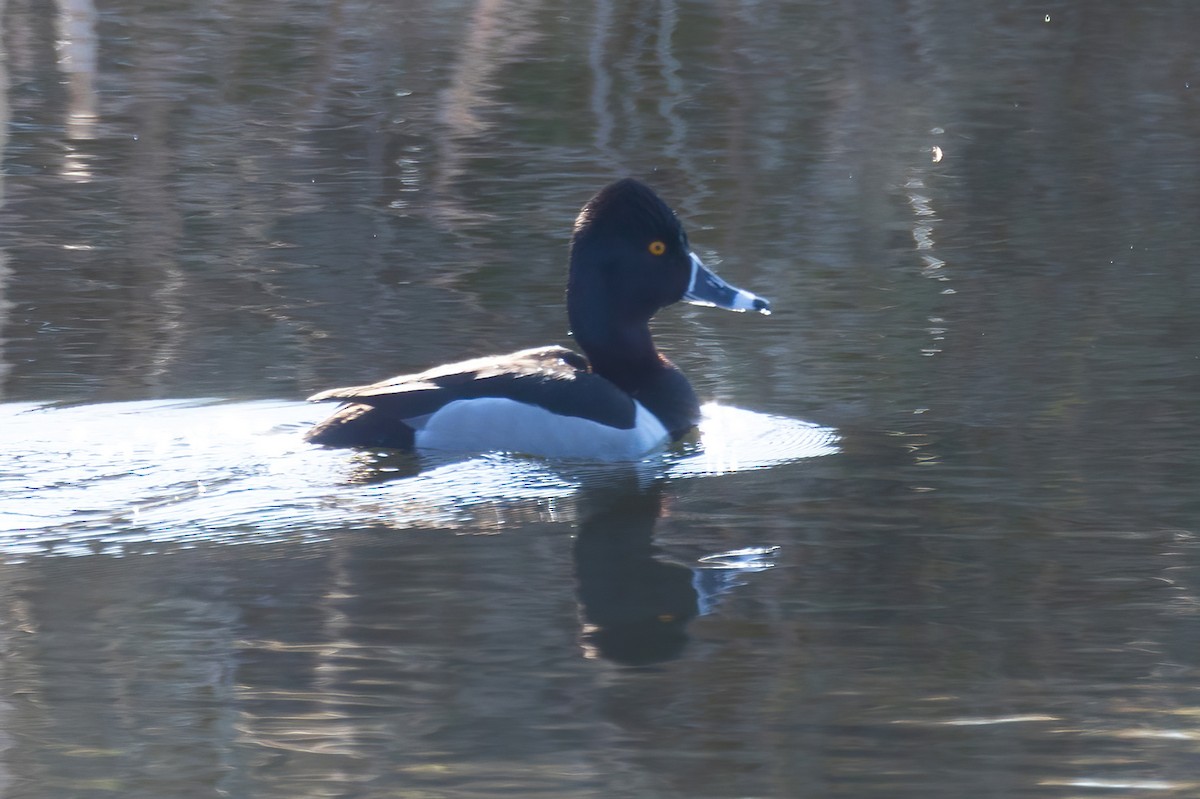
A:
567,179,770,340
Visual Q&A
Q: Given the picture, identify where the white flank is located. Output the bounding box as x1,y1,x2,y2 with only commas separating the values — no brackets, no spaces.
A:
413,398,669,461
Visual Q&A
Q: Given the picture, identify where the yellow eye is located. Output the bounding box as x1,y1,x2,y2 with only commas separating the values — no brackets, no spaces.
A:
648,240,666,256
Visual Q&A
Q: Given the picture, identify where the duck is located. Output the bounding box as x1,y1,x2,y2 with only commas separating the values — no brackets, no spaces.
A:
304,178,770,460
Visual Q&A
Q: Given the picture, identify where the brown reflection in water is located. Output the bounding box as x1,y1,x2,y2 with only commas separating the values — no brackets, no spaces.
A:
0,4,10,399
53,0,98,177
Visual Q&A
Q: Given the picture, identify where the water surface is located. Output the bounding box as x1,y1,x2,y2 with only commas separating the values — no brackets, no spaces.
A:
2,1,1199,797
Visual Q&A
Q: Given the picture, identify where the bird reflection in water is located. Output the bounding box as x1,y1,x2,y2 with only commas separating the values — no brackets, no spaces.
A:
333,454,779,666
572,473,778,666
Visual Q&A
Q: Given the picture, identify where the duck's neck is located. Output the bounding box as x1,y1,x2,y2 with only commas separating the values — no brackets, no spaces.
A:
567,257,663,391
569,307,701,439
572,316,666,393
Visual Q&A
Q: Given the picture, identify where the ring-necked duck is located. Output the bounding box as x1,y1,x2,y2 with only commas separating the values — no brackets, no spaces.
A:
305,178,770,460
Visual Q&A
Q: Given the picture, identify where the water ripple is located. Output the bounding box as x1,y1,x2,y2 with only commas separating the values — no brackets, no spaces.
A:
0,399,837,555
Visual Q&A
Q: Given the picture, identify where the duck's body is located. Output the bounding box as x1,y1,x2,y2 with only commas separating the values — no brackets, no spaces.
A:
305,178,769,460
306,345,685,459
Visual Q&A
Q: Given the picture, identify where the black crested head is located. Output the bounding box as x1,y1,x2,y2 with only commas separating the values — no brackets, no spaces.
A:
572,178,688,251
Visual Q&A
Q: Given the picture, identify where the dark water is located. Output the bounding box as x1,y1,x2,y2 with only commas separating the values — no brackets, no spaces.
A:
3,1,1200,797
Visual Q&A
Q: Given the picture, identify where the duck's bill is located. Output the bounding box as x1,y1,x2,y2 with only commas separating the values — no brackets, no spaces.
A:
684,253,771,315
